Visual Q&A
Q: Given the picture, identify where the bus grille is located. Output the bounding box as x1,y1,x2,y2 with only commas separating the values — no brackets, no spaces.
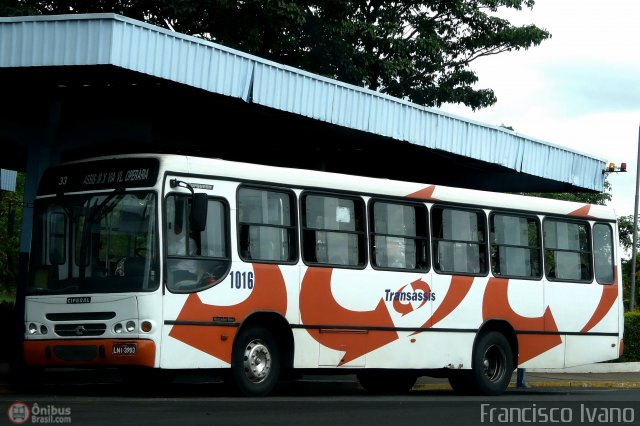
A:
46,312,116,321
55,323,107,337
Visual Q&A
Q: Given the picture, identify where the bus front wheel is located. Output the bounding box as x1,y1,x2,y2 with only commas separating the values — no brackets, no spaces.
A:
231,326,280,397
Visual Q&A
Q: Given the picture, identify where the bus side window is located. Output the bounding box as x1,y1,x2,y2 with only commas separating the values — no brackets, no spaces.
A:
237,186,297,263
370,200,428,271
166,194,230,292
431,206,487,275
301,193,366,268
543,218,592,282
593,223,614,284
489,213,541,279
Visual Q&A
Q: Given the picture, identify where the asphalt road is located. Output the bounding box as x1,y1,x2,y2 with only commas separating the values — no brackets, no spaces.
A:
3,374,640,426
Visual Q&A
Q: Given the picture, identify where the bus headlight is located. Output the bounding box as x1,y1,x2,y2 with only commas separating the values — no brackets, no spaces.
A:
28,323,38,334
113,320,139,334
26,322,48,335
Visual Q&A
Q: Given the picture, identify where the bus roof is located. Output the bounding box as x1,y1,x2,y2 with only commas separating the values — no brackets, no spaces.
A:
48,153,618,222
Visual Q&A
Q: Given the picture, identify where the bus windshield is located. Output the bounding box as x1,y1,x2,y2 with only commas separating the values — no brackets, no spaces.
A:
27,191,158,295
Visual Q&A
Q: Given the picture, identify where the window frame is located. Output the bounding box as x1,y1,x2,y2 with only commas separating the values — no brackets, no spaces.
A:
430,204,488,276
236,184,299,265
488,211,543,280
164,192,231,293
300,191,367,269
368,198,429,272
542,216,593,283
593,221,615,285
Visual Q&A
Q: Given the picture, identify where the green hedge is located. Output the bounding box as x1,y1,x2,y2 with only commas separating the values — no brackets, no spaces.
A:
619,312,640,362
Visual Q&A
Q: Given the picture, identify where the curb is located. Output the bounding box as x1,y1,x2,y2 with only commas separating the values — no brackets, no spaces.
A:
412,381,640,391
519,381,640,389
528,362,640,374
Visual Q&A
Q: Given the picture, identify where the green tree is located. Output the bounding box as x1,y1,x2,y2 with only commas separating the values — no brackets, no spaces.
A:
525,178,613,206
618,215,635,253
0,0,550,110
619,215,640,310
0,172,24,299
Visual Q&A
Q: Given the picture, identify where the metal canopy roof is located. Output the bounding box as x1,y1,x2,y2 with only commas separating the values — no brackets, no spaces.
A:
0,13,606,192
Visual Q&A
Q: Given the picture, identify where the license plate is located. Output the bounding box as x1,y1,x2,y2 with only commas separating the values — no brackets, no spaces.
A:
112,342,137,355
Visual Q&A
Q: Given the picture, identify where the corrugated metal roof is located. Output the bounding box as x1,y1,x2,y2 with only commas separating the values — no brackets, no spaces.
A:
0,13,606,192
1,168,17,192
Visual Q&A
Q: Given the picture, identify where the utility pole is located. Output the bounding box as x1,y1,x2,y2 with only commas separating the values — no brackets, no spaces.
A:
631,125,640,311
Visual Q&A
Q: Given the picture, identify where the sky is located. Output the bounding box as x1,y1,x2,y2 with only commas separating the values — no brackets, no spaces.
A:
437,0,640,218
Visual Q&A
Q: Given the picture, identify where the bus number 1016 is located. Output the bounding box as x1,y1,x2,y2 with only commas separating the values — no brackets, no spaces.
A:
230,271,254,289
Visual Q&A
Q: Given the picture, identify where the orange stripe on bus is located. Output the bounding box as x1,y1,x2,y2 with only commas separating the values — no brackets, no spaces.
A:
483,278,562,364
568,204,593,218
580,267,619,333
169,263,287,363
23,339,156,367
406,185,437,200
300,267,398,365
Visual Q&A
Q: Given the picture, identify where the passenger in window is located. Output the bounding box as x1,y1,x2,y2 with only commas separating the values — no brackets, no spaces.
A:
169,222,198,256
168,221,199,287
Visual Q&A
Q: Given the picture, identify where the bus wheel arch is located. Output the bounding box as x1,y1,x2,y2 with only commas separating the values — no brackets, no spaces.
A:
449,320,516,395
230,312,293,396
476,319,518,365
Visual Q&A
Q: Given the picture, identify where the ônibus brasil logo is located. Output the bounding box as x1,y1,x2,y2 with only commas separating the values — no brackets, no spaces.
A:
6,401,72,424
6,401,30,424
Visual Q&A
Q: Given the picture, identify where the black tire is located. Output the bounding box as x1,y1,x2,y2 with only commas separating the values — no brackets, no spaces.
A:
448,332,513,395
357,371,417,394
231,326,280,397
470,331,513,395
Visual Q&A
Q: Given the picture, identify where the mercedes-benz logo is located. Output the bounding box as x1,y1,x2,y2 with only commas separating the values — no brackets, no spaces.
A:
74,325,86,336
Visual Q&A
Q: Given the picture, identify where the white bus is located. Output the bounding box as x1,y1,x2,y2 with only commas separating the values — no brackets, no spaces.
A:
24,154,623,396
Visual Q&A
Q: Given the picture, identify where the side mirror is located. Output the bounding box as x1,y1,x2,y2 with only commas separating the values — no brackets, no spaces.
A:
190,193,208,233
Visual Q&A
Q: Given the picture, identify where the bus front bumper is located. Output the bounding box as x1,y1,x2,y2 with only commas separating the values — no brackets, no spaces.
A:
24,339,156,368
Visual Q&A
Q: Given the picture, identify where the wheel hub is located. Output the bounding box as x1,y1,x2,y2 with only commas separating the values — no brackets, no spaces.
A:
243,339,271,384
483,345,506,383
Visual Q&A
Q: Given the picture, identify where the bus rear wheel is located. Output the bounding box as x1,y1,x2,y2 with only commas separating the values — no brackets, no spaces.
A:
452,331,513,395
475,331,513,395
231,326,280,397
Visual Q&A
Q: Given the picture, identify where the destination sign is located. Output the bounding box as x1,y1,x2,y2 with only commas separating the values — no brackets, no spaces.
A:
38,158,160,195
